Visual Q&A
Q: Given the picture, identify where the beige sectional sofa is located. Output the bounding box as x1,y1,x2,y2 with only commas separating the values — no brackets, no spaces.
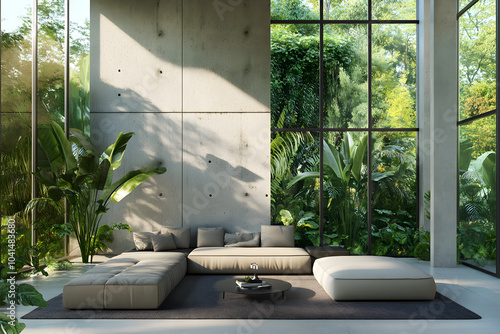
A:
63,225,310,310
63,225,436,309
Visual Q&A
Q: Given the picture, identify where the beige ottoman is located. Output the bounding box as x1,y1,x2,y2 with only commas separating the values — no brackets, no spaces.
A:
313,256,436,301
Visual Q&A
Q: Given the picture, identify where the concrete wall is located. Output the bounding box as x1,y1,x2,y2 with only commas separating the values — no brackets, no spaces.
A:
86,0,271,254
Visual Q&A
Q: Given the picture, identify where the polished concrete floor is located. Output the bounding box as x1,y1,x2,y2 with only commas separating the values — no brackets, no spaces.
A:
9,256,500,334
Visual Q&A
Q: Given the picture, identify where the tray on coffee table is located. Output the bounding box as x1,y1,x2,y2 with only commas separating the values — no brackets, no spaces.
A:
215,278,291,299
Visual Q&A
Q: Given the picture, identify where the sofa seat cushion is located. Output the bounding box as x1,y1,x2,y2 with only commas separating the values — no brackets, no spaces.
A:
313,256,436,301
187,247,311,274
63,252,187,310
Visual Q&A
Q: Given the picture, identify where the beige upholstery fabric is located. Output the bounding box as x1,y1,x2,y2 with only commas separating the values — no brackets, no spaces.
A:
313,256,436,301
132,231,160,251
160,227,191,249
260,225,294,247
63,252,187,309
151,233,177,251
197,227,224,247
224,232,260,247
187,247,311,274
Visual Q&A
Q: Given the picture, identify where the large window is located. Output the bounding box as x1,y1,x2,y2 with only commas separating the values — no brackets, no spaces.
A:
270,0,418,255
458,0,497,275
1,0,89,272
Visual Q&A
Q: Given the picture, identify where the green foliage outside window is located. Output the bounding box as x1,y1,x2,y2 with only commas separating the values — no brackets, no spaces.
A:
270,1,419,255
458,0,497,269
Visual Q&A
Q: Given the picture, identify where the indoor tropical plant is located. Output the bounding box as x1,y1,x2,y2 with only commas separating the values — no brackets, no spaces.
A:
28,121,166,263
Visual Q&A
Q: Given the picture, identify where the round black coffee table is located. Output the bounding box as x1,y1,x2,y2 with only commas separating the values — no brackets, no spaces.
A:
215,278,292,299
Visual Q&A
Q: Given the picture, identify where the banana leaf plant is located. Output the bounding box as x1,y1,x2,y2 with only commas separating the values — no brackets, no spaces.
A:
28,121,166,263
288,133,368,248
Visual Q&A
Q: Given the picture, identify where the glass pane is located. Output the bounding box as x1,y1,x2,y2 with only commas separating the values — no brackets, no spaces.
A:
37,0,65,127
271,0,319,20
372,24,417,128
271,24,319,128
36,0,66,260
460,0,474,12
70,0,90,135
1,0,33,272
372,0,416,20
371,132,418,257
324,0,368,21
459,115,496,273
459,0,496,121
323,24,367,128
271,132,320,247
323,132,368,253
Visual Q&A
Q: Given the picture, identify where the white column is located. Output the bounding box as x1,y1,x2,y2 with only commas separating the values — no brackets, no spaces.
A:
429,0,458,267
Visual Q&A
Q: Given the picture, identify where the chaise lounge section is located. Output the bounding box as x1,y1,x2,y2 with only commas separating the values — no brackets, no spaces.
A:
63,251,186,309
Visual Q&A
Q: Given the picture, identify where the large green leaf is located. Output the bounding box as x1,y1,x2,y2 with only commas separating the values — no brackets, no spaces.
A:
352,135,367,183
78,153,98,176
287,171,320,188
35,168,58,187
37,124,65,171
459,138,474,173
70,128,97,155
50,121,77,172
15,284,47,308
372,171,394,182
342,132,354,162
92,159,111,190
323,141,342,180
103,132,134,170
0,313,26,334
471,151,496,189
101,166,166,203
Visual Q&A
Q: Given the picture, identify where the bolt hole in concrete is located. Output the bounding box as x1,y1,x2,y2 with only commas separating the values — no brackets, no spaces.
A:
159,193,163,197
209,194,212,197
118,69,121,72
118,93,121,97
208,160,212,163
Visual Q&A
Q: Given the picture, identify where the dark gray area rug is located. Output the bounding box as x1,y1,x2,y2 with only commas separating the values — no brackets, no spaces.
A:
23,275,481,320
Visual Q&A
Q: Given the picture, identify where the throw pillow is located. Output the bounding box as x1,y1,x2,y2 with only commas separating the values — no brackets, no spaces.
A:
197,227,224,247
151,233,177,251
260,225,294,247
224,232,260,247
132,231,160,251
160,227,191,249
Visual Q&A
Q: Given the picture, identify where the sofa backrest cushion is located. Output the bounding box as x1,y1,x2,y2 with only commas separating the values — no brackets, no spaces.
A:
260,225,294,247
224,232,260,247
197,227,225,247
160,227,191,249
133,231,160,251
151,233,177,251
